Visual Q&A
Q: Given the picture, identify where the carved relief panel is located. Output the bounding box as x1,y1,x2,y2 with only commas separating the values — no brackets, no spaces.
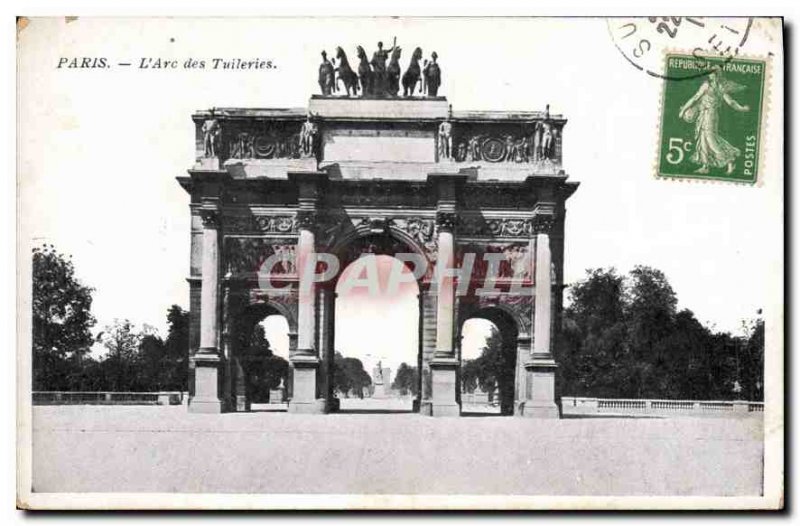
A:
225,237,298,277
446,121,564,167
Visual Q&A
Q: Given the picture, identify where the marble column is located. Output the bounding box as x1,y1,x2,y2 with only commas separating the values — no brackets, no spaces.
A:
190,203,223,413
317,286,338,412
514,336,531,416
523,213,559,418
430,211,460,416
288,210,325,414
417,288,437,415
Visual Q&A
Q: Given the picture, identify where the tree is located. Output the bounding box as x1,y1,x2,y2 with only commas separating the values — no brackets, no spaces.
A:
96,307,190,393
624,266,678,397
32,245,96,390
558,268,629,397
462,326,516,413
558,266,764,401
97,319,144,391
333,352,371,398
163,305,190,391
391,362,419,396
739,314,764,401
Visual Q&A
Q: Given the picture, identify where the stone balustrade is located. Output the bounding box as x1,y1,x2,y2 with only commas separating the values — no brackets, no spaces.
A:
33,391,187,406
561,396,763,418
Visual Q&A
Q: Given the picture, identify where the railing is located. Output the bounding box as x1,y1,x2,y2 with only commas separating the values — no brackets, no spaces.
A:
562,397,764,418
33,391,187,406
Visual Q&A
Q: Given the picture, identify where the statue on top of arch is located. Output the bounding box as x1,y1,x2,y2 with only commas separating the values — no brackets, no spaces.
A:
316,42,442,98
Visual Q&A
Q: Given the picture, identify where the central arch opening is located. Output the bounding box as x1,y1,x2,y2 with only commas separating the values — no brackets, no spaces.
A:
458,307,520,416
333,250,421,414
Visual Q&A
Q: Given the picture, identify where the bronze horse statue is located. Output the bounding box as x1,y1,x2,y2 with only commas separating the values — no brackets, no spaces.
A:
335,46,359,97
356,45,373,97
402,47,423,97
386,47,402,97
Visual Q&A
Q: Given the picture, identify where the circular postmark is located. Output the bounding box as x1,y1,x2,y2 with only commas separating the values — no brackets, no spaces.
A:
607,17,753,79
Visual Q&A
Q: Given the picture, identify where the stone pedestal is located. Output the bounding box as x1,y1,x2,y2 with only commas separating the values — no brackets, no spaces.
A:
269,389,286,403
309,95,449,120
288,357,326,414
196,157,220,170
521,360,559,418
190,352,223,413
430,358,460,417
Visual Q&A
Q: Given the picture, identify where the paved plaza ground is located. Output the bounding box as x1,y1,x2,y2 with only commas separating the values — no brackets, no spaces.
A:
31,401,763,496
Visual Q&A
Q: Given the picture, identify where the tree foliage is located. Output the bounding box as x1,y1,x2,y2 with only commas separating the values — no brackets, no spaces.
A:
333,352,372,398
391,362,419,396
462,327,516,413
558,266,764,400
241,324,289,403
32,245,96,390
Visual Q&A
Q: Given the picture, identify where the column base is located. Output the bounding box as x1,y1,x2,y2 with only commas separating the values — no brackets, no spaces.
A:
431,402,461,417
522,358,560,419
288,354,326,414
288,398,327,414
429,357,461,417
189,398,224,414
418,400,433,416
520,401,560,418
190,350,223,414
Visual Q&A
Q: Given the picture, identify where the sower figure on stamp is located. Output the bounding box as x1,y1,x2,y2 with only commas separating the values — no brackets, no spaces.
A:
318,51,335,96
679,70,750,175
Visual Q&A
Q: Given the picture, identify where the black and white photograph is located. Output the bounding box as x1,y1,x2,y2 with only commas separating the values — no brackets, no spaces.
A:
14,15,784,510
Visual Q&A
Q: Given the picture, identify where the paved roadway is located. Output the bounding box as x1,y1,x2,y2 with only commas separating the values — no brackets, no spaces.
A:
31,401,763,495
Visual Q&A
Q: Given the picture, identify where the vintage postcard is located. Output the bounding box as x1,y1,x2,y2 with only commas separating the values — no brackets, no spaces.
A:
16,17,784,510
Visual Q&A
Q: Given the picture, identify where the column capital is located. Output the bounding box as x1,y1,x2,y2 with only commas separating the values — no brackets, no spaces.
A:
296,209,317,231
288,170,328,200
532,214,556,235
199,199,221,229
436,211,458,233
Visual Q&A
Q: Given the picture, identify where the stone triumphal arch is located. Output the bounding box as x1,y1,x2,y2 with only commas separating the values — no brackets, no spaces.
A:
178,51,578,417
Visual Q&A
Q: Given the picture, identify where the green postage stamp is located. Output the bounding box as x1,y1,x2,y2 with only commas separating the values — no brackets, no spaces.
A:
657,53,767,184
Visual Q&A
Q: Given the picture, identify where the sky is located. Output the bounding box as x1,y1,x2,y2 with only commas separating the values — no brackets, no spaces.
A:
18,17,783,376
